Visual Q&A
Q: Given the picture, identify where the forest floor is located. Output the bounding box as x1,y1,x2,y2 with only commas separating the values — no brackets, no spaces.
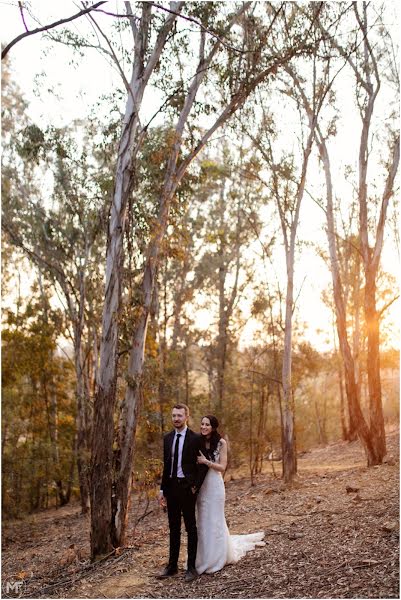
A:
2,426,399,599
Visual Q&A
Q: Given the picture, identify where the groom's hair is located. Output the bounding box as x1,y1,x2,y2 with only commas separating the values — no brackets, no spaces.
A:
173,403,189,416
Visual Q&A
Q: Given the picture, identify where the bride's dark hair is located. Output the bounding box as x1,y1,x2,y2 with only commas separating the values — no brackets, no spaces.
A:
201,414,221,461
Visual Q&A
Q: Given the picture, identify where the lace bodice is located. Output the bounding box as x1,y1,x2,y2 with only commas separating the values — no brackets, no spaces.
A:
211,439,223,463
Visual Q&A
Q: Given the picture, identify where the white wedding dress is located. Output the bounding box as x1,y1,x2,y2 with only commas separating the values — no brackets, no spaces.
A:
195,443,265,574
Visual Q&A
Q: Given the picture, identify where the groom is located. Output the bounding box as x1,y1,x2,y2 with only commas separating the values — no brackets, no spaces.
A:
158,403,207,582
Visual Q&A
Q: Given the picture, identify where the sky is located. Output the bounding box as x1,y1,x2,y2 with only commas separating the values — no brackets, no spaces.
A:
1,0,400,352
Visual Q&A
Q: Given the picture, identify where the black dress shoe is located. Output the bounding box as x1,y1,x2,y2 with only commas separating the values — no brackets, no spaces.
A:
157,565,178,578
184,567,199,582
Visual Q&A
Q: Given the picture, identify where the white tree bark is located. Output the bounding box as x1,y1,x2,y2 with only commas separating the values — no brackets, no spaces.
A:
90,1,184,558
112,1,294,543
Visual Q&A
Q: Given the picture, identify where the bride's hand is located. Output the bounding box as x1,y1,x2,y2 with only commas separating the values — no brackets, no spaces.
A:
197,450,208,465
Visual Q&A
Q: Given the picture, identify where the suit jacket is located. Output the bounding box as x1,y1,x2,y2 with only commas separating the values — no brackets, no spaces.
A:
161,428,208,495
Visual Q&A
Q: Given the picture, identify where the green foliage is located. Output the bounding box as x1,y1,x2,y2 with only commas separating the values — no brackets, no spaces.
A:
2,294,76,517
2,1,399,515
17,124,46,163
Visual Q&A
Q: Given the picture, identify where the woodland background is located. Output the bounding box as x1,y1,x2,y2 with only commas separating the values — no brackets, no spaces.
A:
1,0,399,568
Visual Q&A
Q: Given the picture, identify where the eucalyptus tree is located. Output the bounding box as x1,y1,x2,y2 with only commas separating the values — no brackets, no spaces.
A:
232,0,357,483
157,186,202,422
243,58,325,481
2,286,75,516
2,117,108,512
123,124,201,429
345,3,399,460
88,1,324,556
310,3,399,464
2,56,80,509
289,2,399,465
192,144,264,416
2,0,328,554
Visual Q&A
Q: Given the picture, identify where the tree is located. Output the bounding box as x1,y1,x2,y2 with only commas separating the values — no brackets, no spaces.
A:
2,114,108,511
312,2,399,464
351,3,399,460
1,2,107,59
192,146,263,416
2,286,75,516
3,0,345,551
92,1,321,555
244,78,320,480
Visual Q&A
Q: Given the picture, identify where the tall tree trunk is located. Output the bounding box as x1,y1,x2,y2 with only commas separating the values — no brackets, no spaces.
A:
216,182,227,413
352,249,362,420
184,344,190,405
38,272,69,506
75,347,90,514
216,313,228,414
314,398,324,445
355,1,386,462
157,261,167,428
90,95,142,552
338,363,348,441
281,270,296,482
280,124,314,482
216,188,241,417
93,1,308,552
73,265,91,515
333,321,349,441
331,3,399,464
90,3,183,558
49,389,70,506
318,133,382,465
249,68,316,481
65,435,76,505
357,100,399,466
249,372,255,485
113,309,149,545
364,272,385,457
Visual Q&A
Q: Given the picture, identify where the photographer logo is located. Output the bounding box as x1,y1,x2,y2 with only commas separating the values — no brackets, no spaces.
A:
2,577,26,598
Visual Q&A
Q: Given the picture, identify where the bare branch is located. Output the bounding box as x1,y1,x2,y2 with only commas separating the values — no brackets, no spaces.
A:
85,10,134,100
124,1,138,40
151,1,252,55
246,369,283,387
18,1,29,32
142,1,184,84
92,7,138,21
2,1,108,59
371,136,400,274
378,294,400,319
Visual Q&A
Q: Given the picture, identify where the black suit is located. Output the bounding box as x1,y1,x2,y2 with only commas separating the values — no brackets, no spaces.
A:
161,428,207,569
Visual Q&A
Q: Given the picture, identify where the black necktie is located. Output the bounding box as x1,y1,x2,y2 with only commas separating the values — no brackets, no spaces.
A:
172,433,181,477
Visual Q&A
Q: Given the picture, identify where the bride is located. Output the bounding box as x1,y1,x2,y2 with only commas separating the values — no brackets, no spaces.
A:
195,415,265,575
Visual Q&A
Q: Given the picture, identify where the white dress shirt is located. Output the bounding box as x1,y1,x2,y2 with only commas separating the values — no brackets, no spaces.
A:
171,426,187,478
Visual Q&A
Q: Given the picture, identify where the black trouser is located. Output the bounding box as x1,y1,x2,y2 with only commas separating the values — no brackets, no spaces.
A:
166,477,197,569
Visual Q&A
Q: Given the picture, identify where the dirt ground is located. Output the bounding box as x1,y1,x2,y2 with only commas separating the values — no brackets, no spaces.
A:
2,427,399,599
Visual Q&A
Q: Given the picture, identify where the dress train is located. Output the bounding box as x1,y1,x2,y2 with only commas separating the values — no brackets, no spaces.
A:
195,465,265,574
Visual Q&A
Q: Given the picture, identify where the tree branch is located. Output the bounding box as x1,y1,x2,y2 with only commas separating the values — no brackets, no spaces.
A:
2,1,107,59
85,10,134,100
18,1,29,32
371,136,400,274
151,1,252,55
378,294,400,319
